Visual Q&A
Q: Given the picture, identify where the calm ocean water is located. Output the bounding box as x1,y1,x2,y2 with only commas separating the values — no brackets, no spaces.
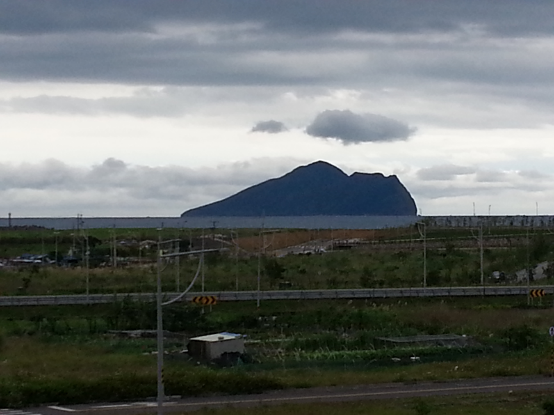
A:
0,216,419,230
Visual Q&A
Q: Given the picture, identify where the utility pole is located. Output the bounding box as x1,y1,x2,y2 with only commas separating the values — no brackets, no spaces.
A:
231,230,239,291
257,218,265,308
85,235,90,303
54,232,59,265
417,222,427,291
470,222,485,293
527,227,531,306
201,228,205,294
201,228,205,314
479,223,484,293
175,239,180,292
112,226,117,268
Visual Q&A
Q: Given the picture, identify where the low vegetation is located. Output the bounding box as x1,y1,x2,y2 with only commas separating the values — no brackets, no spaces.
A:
1,227,554,407
0,297,553,407
1,226,554,295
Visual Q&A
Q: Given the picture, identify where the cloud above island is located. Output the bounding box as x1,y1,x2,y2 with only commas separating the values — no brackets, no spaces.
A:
251,120,288,134
305,110,416,144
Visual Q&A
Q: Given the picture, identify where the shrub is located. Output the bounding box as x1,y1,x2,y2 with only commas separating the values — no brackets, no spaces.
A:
412,398,433,415
543,398,554,415
501,324,545,351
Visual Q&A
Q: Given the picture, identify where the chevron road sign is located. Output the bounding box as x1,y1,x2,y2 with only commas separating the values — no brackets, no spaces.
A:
530,289,546,298
192,296,217,305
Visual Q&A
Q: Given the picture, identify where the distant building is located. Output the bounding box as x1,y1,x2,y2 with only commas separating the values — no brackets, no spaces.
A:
12,253,53,265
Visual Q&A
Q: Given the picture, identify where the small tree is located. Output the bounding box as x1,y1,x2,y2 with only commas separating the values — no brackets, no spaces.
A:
263,258,286,287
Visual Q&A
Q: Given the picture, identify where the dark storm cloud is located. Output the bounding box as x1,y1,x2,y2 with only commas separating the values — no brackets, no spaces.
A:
305,110,415,144
251,120,287,134
2,1,554,37
0,0,552,88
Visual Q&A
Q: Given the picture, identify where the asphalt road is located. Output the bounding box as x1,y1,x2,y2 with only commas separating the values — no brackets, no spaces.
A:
7,375,554,415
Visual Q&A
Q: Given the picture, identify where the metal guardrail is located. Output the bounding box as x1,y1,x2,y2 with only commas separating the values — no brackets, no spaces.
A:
0,286,551,306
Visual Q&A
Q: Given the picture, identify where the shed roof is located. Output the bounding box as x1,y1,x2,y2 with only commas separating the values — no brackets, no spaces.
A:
189,332,242,343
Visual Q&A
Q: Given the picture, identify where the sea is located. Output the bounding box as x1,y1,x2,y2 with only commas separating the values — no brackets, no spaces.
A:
0,216,419,230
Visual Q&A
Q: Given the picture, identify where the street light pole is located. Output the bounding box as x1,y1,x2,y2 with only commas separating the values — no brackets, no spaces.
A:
156,232,165,415
155,245,224,415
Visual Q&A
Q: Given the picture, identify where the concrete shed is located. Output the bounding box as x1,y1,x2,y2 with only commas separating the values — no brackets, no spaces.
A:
188,332,244,361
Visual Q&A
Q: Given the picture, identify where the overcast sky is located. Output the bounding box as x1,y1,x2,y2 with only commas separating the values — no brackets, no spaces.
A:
1,0,554,218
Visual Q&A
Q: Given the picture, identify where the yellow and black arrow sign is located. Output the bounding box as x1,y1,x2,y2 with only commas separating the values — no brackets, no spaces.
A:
530,289,546,298
192,295,217,305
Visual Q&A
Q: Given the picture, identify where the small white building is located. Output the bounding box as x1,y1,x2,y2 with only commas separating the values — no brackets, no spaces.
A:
187,332,244,361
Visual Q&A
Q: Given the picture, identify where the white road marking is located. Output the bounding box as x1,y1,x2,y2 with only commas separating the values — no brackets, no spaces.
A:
159,380,554,408
48,406,76,412
78,380,554,412
92,405,131,409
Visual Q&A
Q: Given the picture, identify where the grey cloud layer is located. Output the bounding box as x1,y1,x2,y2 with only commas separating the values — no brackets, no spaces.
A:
3,90,187,117
0,158,282,193
306,110,415,144
417,164,477,181
251,120,287,134
0,158,302,216
1,158,550,216
412,164,552,199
